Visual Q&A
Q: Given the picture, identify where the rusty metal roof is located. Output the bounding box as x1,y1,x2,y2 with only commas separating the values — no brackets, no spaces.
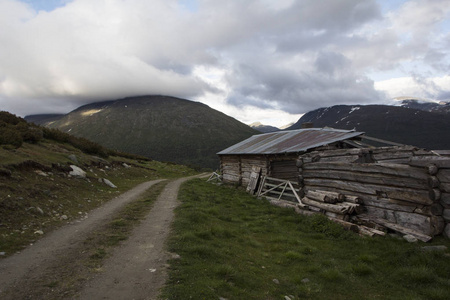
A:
217,128,364,155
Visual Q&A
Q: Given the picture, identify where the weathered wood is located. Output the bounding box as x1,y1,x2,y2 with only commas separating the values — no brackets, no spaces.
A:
303,169,428,190
362,206,435,235
357,225,386,237
430,216,445,235
428,164,439,176
363,198,419,214
437,169,450,183
246,166,261,194
443,209,450,222
304,178,433,205
325,211,350,221
294,207,318,217
372,151,413,161
441,193,450,207
427,176,440,189
268,199,298,210
314,155,359,163
304,185,432,207
439,182,450,193
343,195,363,204
302,162,428,180
343,203,364,214
430,203,444,216
409,156,450,168
429,188,441,201
305,190,339,204
303,148,362,158
358,216,432,242
301,197,349,214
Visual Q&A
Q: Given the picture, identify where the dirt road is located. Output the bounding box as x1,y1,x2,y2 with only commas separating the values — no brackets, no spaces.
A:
0,175,204,299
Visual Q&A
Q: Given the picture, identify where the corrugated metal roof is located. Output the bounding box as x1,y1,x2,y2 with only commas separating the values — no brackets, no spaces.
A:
217,128,364,155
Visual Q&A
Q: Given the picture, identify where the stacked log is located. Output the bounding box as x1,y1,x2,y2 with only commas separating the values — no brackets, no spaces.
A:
408,156,450,239
299,190,364,221
269,190,385,237
297,146,449,240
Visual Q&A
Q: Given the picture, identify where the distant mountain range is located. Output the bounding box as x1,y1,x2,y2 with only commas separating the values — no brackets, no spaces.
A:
396,98,450,114
25,97,450,168
26,95,258,169
249,122,279,133
287,102,450,150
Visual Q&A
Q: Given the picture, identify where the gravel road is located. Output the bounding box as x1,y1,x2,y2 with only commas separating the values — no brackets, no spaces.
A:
0,174,204,299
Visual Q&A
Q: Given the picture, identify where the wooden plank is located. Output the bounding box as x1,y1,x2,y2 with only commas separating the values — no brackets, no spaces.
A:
409,156,450,168
304,178,432,205
437,169,450,183
301,197,350,214
303,169,428,190
358,217,432,242
246,167,261,194
303,162,428,180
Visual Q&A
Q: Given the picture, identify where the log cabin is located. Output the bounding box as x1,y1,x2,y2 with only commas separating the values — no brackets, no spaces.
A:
218,127,450,239
217,127,365,186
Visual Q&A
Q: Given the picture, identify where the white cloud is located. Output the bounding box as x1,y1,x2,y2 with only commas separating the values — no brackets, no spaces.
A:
375,75,450,101
0,0,449,125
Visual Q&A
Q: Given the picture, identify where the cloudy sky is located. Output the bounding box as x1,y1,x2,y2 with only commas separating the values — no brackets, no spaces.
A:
0,0,449,127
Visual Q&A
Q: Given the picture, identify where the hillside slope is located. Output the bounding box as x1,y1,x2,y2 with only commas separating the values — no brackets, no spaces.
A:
37,95,258,169
287,104,450,150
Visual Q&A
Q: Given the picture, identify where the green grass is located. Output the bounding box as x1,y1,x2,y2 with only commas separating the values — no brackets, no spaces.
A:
0,140,197,257
162,179,450,300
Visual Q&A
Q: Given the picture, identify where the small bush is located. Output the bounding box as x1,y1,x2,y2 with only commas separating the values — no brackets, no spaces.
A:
21,127,44,143
0,126,23,148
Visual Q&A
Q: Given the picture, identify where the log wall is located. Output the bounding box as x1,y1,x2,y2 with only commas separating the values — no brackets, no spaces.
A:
220,155,269,186
298,146,450,239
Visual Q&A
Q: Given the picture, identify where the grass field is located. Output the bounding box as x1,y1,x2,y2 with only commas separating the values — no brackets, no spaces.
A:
162,179,450,300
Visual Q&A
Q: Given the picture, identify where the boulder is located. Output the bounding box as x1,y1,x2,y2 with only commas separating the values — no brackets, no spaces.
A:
69,165,86,178
102,178,117,188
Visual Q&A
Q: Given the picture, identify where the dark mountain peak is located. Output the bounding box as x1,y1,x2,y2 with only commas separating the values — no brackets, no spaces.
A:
40,95,258,169
288,104,450,149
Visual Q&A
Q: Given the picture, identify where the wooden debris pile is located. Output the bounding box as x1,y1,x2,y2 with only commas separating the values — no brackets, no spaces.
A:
267,188,386,238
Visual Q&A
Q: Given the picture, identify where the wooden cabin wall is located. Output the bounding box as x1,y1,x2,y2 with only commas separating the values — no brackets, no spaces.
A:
220,155,269,185
297,146,449,238
268,156,299,182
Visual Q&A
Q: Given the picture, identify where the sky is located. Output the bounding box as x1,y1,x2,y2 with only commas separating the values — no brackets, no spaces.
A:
0,0,449,127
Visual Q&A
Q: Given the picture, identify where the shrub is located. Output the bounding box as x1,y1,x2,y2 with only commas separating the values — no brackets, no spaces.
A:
20,126,43,144
0,111,25,125
0,126,23,148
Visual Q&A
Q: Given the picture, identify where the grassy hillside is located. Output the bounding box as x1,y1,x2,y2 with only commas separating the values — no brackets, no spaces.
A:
39,95,259,169
0,111,197,257
288,105,450,149
163,179,450,299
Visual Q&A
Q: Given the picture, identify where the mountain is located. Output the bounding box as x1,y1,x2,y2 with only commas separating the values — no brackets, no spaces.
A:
24,114,64,125
249,122,279,133
27,95,259,169
395,98,450,114
287,104,450,150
